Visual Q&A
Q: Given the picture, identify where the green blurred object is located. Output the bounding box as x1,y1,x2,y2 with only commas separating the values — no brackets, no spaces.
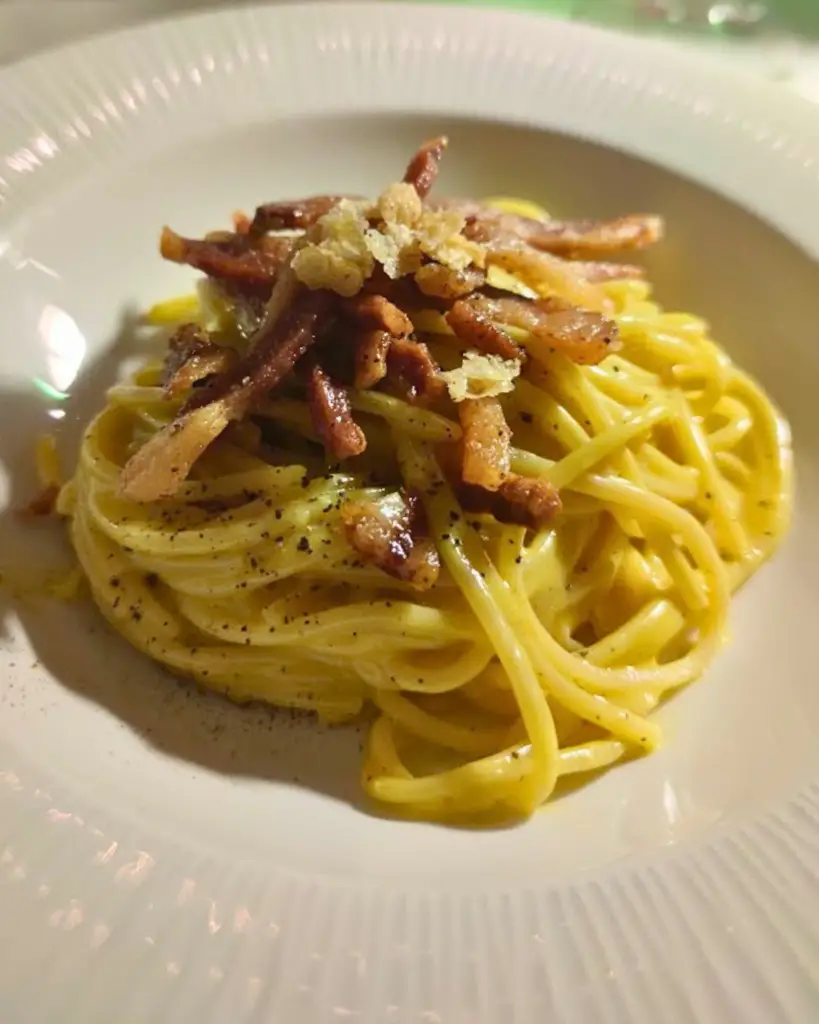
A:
420,0,819,39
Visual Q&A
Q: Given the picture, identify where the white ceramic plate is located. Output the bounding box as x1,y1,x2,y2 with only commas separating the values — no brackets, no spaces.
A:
1,4,818,1021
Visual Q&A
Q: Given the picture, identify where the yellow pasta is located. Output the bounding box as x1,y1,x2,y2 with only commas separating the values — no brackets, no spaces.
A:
59,193,793,825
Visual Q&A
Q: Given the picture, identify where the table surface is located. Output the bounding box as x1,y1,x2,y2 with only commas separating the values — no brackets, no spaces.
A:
2,0,819,102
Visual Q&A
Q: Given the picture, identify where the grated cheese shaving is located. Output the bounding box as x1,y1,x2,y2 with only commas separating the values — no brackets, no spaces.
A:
441,351,522,403
292,183,486,295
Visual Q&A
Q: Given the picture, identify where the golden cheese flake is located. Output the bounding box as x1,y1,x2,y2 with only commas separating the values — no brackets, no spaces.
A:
292,199,374,296
292,246,371,297
365,224,423,280
292,184,487,295
376,182,422,226
441,350,522,403
413,209,482,272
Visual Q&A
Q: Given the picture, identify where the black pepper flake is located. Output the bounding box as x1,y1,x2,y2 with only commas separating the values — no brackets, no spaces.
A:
520,412,533,424
109,576,121,588
240,625,248,633
515,556,523,564
144,573,159,588
301,475,310,489
274,509,283,520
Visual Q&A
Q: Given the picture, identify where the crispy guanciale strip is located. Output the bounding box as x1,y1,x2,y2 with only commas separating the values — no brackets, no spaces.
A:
160,227,294,285
456,205,663,255
248,196,353,235
403,136,449,199
342,293,414,337
162,323,238,398
341,491,440,590
343,295,416,391
353,329,392,390
120,283,332,502
572,259,645,283
414,262,485,301
307,360,367,460
459,396,512,492
485,243,609,313
459,474,562,531
361,269,449,313
387,338,447,406
446,297,523,361
473,294,619,366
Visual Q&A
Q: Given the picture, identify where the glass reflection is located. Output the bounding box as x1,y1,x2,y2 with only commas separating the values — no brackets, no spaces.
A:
38,304,87,397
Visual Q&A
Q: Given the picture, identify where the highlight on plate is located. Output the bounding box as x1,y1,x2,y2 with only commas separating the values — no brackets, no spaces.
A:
54,136,793,822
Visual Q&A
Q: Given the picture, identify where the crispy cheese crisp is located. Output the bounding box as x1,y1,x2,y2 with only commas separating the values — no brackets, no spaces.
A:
441,350,522,403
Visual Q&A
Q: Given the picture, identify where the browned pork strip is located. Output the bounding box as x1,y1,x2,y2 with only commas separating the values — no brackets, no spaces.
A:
188,286,334,414
459,474,562,531
446,297,523,361
341,491,440,590
521,213,662,256
485,243,609,312
473,294,619,366
403,136,449,199
342,293,414,337
414,262,485,301
120,283,333,502
361,270,450,313
307,360,367,460
459,397,512,492
572,260,645,283
162,324,238,398
160,226,293,285
249,196,354,235
353,329,392,390
455,205,663,255
387,338,446,406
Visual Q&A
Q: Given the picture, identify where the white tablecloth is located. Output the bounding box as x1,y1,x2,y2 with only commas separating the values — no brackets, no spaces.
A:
2,1,819,101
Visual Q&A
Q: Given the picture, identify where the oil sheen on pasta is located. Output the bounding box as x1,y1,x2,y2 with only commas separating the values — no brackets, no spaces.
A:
59,197,793,824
